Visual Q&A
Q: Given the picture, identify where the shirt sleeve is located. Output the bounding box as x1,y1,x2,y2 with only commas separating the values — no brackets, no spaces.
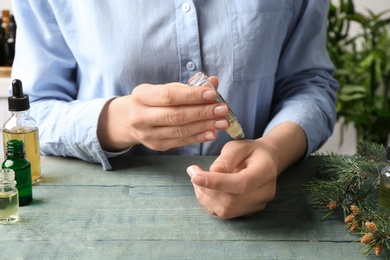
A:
265,0,339,158
11,1,114,170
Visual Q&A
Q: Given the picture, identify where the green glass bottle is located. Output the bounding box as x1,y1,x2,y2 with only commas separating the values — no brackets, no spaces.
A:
2,140,33,206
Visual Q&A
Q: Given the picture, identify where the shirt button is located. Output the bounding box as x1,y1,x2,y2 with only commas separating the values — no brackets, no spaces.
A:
186,61,196,71
182,2,191,13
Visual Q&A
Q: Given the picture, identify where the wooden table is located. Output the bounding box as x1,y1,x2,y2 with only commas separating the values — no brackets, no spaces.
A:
0,156,383,259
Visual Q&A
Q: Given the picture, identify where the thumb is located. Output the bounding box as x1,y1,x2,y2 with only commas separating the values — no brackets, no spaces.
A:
186,165,207,187
210,141,250,173
210,151,239,173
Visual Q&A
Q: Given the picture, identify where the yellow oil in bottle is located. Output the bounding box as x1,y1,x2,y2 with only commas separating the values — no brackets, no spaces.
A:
3,129,41,184
0,192,19,224
378,171,390,208
378,181,390,208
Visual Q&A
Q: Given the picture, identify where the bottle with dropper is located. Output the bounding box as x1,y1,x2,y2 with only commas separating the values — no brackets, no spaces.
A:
2,79,41,184
188,72,245,140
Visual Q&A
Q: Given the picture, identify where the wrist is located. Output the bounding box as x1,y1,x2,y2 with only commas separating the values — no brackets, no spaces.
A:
97,97,138,151
259,122,307,174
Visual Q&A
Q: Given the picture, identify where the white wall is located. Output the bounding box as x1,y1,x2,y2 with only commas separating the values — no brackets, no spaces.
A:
349,0,390,13
0,0,12,12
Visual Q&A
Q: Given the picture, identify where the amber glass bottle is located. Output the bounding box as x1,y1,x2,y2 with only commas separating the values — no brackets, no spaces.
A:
2,139,33,206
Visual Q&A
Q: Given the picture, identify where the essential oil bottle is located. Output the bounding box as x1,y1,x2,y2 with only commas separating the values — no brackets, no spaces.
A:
2,139,33,206
2,79,41,184
0,169,19,224
188,72,245,140
378,146,390,208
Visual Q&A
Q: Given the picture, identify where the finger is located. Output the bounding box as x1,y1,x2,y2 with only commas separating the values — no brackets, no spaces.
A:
209,141,250,173
192,76,219,90
188,165,247,193
192,185,270,219
132,83,217,106
152,119,229,139
142,130,217,151
208,76,219,90
144,103,229,126
193,183,274,209
138,117,229,150
187,164,269,195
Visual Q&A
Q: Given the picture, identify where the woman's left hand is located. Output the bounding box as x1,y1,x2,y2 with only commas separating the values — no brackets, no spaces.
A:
187,139,279,219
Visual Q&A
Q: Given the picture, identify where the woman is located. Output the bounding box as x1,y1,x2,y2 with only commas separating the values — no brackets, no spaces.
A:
11,0,338,218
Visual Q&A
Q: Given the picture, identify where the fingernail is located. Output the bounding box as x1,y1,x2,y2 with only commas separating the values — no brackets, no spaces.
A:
202,90,216,101
186,166,196,177
192,175,207,186
215,120,228,129
205,132,215,141
214,106,228,116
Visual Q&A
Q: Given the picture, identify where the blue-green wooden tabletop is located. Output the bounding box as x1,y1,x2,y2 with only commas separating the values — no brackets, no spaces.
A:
0,156,384,259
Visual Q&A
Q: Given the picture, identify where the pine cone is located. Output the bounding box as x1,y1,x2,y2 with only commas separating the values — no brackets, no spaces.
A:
327,201,337,210
344,214,355,223
375,243,383,256
360,232,373,245
365,221,378,231
350,205,360,214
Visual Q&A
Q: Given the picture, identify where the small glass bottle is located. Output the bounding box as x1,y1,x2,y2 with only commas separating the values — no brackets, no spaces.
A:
2,139,33,206
188,72,245,140
3,79,41,184
0,169,19,224
378,146,390,208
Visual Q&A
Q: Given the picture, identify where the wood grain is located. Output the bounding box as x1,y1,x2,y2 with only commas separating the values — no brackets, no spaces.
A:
0,156,381,259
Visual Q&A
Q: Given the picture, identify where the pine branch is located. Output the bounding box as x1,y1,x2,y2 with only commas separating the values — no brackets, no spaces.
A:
345,203,390,256
306,141,390,257
356,141,387,162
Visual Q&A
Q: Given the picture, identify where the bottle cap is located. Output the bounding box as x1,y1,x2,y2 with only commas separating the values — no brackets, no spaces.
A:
8,79,30,111
5,139,25,157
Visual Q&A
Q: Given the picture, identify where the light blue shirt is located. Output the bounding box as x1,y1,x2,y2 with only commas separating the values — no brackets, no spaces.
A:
11,0,338,170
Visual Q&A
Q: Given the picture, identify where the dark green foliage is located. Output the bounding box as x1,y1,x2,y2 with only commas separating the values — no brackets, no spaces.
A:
328,0,390,146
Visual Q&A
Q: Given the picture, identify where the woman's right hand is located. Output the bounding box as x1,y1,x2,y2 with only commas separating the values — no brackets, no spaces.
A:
97,77,230,152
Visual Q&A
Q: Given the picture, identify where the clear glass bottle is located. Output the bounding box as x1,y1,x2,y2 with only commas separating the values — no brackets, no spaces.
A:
188,72,245,140
2,139,33,206
378,146,390,208
0,169,20,224
3,79,41,184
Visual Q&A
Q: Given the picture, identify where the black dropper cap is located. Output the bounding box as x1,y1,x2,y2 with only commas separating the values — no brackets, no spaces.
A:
8,79,30,111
